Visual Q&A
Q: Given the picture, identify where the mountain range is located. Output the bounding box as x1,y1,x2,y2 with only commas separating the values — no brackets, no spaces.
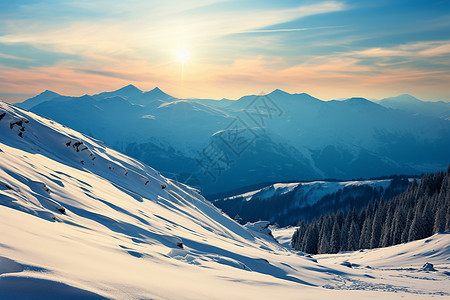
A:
377,94,450,120
14,85,450,196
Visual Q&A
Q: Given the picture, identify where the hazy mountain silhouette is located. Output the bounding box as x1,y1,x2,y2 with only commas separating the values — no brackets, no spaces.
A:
18,86,450,195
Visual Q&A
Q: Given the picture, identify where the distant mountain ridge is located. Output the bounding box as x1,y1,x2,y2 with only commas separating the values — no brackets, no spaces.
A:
18,90,62,110
378,94,450,120
15,85,450,195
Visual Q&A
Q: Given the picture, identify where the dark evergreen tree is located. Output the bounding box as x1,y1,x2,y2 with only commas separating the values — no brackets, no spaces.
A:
408,198,425,241
391,206,406,245
370,206,383,249
446,201,450,231
339,211,352,252
347,220,360,250
292,220,306,249
302,223,319,254
433,205,446,233
359,205,372,249
318,216,332,254
330,217,341,253
379,202,394,247
401,208,414,243
421,199,434,238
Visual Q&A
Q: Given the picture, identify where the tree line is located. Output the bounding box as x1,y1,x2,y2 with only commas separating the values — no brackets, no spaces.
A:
292,166,450,254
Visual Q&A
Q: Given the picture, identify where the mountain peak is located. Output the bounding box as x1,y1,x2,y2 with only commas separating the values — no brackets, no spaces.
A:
16,90,61,110
269,89,290,96
41,89,59,95
151,87,162,92
36,90,60,98
115,84,142,94
144,87,174,100
382,94,422,103
344,97,373,105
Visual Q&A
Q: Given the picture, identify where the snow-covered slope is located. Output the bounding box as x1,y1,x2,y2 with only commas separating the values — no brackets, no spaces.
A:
223,180,393,204
271,226,298,248
214,178,411,226
316,232,450,296
1,101,448,299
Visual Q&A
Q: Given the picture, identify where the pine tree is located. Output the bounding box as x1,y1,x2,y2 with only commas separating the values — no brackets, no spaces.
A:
359,207,372,249
292,229,299,249
379,202,393,247
421,199,434,238
339,213,351,252
318,216,332,254
445,202,450,231
433,205,446,233
402,208,414,243
292,221,306,249
330,217,341,253
335,210,344,228
370,206,383,249
391,206,406,245
347,220,360,251
302,223,319,254
408,198,425,241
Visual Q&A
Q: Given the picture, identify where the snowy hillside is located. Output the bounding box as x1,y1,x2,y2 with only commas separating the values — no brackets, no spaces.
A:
316,232,450,296
271,226,299,248
223,180,393,204
1,101,448,299
214,178,411,226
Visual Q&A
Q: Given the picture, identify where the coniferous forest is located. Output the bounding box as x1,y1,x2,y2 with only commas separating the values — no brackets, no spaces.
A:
292,166,450,254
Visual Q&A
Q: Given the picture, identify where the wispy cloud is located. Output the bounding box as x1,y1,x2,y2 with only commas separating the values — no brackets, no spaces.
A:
237,25,348,34
0,1,346,58
351,41,450,58
72,68,144,81
0,53,33,62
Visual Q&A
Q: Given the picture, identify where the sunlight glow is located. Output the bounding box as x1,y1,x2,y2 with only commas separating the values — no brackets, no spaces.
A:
177,49,190,63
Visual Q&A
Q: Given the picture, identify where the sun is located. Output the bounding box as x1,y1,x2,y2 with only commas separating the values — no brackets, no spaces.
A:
177,49,190,63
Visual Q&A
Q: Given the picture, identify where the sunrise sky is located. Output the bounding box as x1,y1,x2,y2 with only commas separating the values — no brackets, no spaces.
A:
1,0,449,102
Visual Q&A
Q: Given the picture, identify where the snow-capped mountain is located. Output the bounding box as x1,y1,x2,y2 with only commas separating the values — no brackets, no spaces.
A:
1,101,449,299
213,178,411,226
16,86,450,196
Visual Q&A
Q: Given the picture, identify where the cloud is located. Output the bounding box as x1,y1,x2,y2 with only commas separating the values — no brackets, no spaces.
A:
71,68,143,81
419,43,450,57
237,25,348,34
351,41,450,58
0,52,33,62
0,1,346,61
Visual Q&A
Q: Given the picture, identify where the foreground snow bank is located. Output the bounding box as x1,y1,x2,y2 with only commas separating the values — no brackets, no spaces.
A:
316,232,450,296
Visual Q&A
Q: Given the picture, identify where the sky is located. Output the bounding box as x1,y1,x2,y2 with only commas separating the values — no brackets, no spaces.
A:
0,0,450,102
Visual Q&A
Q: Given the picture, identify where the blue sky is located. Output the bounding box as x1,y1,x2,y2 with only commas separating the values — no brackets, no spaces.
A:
0,0,449,101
